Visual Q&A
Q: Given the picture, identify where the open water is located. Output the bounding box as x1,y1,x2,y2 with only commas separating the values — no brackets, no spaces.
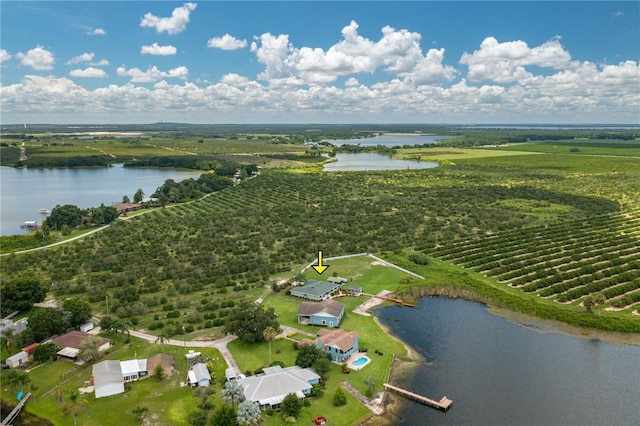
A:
376,298,640,425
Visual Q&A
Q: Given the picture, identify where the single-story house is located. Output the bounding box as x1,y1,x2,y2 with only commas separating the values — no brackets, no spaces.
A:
5,351,29,368
52,331,110,362
147,354,174,378
21,343,40,356
297,299,345,328
187,363,211,387
300,328,359,363
238,365,320,410
121,359,148,382
112,202,142,214
290,280,342,301
93,360,125,398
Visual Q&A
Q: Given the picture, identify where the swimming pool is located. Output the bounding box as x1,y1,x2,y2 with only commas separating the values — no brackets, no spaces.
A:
352,357,368,366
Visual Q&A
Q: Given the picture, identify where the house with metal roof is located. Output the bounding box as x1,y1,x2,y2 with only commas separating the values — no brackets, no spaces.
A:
93,360,125,398
290,280,342,301
187,362,211,387
297,299,345,328
237,365,320,410
52,331,110,362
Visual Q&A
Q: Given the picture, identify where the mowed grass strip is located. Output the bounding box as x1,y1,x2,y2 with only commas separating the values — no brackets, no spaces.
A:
395,146,541,162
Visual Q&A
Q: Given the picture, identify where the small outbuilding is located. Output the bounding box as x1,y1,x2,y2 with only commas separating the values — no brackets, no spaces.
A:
5,351,29,368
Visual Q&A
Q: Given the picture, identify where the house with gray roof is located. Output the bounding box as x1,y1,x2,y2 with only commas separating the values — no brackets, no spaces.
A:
297,299,345,328
187,362,211,387
237,365,320,410
290,280,342,301
93,360,125,398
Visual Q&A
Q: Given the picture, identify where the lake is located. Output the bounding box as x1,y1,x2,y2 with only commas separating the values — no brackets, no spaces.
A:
326,134,457,147
0,165,200,236
376,298,640,425
323,153,438,171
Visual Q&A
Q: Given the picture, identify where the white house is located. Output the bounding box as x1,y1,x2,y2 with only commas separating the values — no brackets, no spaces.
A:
187,363,211,387
120,359,148,382
237,365,320,410
93,360,125,398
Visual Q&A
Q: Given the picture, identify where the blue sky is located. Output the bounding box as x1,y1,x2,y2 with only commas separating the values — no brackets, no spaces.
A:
1,1,638,124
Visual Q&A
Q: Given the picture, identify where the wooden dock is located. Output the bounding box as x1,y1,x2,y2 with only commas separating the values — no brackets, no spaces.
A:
374,294,415,307
1,392,32,425
383,383,452,411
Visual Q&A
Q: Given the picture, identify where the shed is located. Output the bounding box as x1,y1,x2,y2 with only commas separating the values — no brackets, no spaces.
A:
80,322,94,333
93,360,125,398
21,343,40,356
6,351,29,368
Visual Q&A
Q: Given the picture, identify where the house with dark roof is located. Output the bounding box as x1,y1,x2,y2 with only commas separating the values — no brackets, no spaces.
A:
297,299,345,328
52,331,110,362
237,365,320,410
93,360,125,398
300,328,360,363
290,280,342,301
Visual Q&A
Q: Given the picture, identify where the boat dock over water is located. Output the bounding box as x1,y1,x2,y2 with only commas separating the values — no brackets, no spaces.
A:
20,221,39,229
383,383,453,411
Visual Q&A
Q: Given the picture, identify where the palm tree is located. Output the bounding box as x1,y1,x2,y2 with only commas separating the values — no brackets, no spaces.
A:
263,326,278,365
5,369,30,393
2,328,16,355
593,293,606,317
237,400,262,425
221,379,245,411
62,390,87,426
155,330,169,353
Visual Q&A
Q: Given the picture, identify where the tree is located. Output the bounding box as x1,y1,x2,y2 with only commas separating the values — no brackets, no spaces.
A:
263,326,278,365
132,406,149,422
47,204,82,230
209,405,235,426
155,330,170,353
364,377,376,398
27,308,66,342
224,301,279,344
593,293,606,317
236,400,262,426
583,295,595,313
0,275,48,316
62,390,87,426
78,335,103,363
333,387,347,406
133,188,145,203
153,364,166,381
188,409,208,426
221,379,245,411
122,195,131,203
194,386,215,410
295,344,332,378
33,342,59,363
62,297,92,328
5,369,30,393
281,393,302,418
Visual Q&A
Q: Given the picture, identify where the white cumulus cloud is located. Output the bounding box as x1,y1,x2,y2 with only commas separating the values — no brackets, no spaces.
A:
90,59,110,67
69,67,108,78
117,65,189,83
16,46,55,70
140,2,197,35
207,34,248,50
460,36,572,83
141,43,177,56
0,49,12,64
251,21,456,86
88,28,106,36
66,52,94,65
